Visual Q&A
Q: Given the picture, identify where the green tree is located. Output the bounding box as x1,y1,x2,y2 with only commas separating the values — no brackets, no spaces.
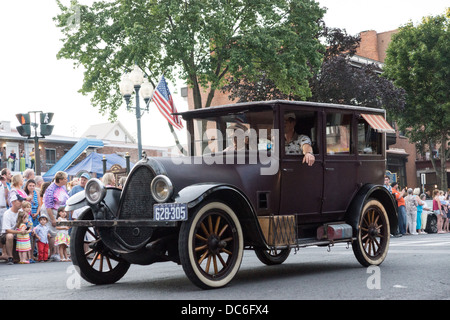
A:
222,26,405,115
222,26,361,102
383,10,450,190
55,0,325,118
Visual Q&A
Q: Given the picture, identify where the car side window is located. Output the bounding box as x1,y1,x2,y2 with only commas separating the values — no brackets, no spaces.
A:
326,113,353,155
284,111,319,155
193,118,218,156
357,116,382,155
192,109,275,156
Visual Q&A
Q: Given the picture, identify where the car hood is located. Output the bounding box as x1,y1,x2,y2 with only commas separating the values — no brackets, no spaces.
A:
155,156,244,195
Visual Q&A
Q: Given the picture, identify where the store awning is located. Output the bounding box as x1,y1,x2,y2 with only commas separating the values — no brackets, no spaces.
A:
361,114,395,133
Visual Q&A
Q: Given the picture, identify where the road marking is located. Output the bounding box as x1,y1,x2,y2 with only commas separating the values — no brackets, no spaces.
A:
389,250,450,254
390,238,450,247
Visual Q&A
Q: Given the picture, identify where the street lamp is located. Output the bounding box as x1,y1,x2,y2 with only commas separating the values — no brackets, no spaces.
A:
119,65,154,160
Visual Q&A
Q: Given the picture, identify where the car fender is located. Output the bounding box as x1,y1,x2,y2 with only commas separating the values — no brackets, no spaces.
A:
174,183,268,247
65,191,88,211
65,188,121,220
174,183,232,208
345,183,398,236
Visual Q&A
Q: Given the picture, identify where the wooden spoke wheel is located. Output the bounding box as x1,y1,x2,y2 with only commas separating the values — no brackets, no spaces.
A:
179,201,243,289
352,199,390,266
71,209,130,285
255,247,291,265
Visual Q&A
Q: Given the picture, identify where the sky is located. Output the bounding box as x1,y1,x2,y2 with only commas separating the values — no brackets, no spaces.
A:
0,0,448,148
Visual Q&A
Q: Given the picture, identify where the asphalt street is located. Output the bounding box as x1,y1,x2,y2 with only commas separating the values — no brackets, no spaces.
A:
1,233,449,301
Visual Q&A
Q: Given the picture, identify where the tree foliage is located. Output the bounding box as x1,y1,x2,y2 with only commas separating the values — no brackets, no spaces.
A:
310,55,405,111
383,10,450,189
223,26,405,113
54,0,325,119
223,26,358,102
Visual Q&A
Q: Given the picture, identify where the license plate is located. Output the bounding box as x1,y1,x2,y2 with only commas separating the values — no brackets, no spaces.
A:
153,203,188,221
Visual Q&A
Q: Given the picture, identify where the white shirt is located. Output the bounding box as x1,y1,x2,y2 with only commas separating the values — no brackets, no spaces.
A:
1,208,18,234
0,181,6,208
285,133,312,155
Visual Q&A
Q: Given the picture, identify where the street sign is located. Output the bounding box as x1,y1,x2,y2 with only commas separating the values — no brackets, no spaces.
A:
420,173,426,185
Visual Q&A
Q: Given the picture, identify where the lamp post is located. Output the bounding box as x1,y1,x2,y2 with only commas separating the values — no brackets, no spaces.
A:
119,65,154,160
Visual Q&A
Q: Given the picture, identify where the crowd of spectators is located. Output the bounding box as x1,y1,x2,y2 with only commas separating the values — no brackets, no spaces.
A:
384,176,449,236
0,147,35,173
0,167,121,265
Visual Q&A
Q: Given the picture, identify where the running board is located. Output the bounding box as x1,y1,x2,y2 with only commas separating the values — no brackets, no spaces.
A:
295,237,356,248
257,216,355,250
261,237,356,250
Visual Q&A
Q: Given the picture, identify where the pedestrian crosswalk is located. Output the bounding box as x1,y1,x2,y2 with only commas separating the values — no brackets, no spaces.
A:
390,233,450,246
388,234,450,255
390,239,450,247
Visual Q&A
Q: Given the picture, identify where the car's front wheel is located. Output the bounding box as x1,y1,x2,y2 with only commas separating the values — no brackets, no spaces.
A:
179,200,244,289
70,209,130,285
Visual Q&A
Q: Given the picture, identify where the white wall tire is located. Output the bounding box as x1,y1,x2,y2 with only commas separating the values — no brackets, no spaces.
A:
179,201,244,289
352,199,390,267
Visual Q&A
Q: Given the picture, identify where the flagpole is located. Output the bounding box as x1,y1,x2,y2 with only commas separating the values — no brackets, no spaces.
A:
168,123,187,156
150,74,187,156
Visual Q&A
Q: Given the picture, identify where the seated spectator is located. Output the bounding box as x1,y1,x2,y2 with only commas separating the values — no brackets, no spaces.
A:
0,192,25,264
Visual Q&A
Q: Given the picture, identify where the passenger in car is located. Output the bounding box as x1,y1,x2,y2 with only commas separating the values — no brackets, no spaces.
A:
284,113,315,166
224,123,250,152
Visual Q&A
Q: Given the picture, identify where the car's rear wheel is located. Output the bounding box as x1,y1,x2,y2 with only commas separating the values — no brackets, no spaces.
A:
71,209,130,285
352,199,390,266
179,200,244,289
254,247,291,265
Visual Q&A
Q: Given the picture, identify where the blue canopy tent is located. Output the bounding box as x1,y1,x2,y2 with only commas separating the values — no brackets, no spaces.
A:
42,138,104,181
65,153,133,178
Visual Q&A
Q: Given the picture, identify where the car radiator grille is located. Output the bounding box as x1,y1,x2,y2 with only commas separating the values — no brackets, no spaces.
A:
114,165,156,248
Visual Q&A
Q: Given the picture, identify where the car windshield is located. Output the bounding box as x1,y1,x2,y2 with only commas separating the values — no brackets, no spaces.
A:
191,109,274,156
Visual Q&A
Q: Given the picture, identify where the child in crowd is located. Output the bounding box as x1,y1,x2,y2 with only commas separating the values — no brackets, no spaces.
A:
15,210,33,264
21,201,36,258
34,216,50,262
55,206,70,262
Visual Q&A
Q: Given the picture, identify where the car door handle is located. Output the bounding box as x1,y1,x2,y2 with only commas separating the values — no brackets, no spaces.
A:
325,167,335,171
282,168,294,172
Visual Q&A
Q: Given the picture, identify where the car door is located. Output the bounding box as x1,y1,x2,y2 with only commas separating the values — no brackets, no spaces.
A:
279,109,323,223
321,111,358,220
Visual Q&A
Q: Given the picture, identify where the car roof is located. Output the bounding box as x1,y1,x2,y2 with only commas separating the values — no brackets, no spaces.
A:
176,100,386,119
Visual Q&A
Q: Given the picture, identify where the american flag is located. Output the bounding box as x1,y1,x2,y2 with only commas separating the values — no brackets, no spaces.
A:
152,75,184,130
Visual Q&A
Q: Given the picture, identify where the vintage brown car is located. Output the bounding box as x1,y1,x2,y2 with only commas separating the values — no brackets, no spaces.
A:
63,100,398,289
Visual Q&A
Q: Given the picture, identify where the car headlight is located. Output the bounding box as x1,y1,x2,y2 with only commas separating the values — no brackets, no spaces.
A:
150,175,173,203
85,178,107,205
